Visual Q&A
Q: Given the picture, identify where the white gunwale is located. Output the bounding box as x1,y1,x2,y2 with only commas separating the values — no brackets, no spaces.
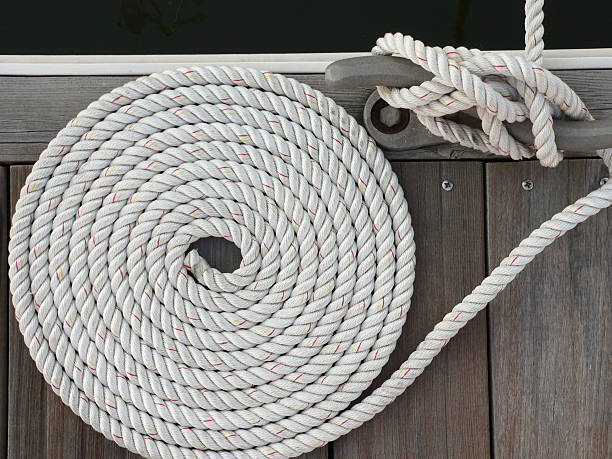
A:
1,49,612,75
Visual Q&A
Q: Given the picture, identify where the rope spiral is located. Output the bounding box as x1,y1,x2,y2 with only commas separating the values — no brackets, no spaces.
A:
7,1,611,458
9,66,415,458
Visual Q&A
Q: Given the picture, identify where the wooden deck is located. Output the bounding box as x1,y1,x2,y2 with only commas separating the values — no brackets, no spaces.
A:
0,73,609,458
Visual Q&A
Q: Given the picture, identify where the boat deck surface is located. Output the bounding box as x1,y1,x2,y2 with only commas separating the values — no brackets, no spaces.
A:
0,72,609,458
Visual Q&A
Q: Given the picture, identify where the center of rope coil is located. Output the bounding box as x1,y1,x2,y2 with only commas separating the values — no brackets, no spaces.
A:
188,236,244,279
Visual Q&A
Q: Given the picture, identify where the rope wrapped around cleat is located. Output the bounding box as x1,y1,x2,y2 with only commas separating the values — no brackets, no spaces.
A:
8,1,611,458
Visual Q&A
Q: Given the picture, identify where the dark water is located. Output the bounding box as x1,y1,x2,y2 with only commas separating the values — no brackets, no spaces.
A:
1,0,611,54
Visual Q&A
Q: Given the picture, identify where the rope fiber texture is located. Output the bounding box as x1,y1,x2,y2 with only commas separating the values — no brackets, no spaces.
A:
375,0,612,169
7,1,611,458
9,67,415,458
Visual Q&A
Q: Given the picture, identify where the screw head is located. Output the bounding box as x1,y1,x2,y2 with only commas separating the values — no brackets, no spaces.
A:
370,97,411,135
441,180,454,192
522,179,534,191
379,105,402,128
601,177,609,187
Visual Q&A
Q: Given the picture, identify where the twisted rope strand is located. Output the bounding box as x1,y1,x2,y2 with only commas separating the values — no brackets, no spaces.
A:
8,1,611,458
374,1,609,169
364,0,611,445
10,66,415,458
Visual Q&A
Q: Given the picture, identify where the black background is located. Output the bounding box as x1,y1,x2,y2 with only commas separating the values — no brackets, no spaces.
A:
1,0,610,54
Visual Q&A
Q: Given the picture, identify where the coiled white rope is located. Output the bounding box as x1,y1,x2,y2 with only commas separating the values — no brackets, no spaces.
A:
8,1,611,458
9,66,415,458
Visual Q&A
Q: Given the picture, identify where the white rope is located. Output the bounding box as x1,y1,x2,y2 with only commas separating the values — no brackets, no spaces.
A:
7,1,611,458
374,0,612,169
9,67,414,458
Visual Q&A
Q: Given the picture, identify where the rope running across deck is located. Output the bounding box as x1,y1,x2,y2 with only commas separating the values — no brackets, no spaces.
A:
8,1,611,458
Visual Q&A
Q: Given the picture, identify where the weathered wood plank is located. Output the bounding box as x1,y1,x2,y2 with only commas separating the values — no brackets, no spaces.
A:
0,143,49,165
7,165,327,459
8,165,141,459
0,167,8,459
0,141,598,165
0,74,370,144
8,165,46,458
333,162,490,458
486,159,610,458
1,70,610,163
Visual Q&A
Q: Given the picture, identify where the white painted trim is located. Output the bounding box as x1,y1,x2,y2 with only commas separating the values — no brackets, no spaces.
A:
1,49,612,75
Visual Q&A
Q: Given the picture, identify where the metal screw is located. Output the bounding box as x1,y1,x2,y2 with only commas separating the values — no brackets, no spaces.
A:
601,177,609,187
379,105,402,128
441,180,454,192
369,96,411,135
522,179,534,191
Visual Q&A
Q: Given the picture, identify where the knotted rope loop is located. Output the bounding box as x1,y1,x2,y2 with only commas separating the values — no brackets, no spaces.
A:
373,1,611,169
374,33,593,167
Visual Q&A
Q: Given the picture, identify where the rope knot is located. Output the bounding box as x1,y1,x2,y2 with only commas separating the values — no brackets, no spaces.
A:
374,32,593,168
